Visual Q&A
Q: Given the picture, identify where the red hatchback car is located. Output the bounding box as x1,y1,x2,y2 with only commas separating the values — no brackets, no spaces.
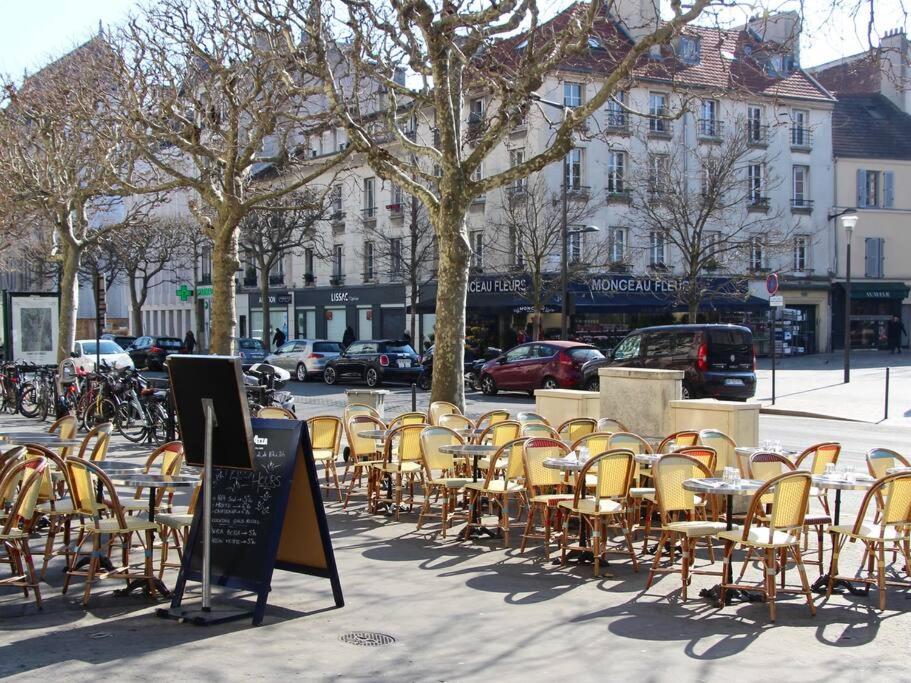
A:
478,341,603,395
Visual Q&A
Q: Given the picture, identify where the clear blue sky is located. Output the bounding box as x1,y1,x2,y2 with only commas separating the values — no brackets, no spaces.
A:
0,0,906,77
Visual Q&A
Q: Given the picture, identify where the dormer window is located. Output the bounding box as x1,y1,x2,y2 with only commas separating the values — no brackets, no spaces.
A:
587,36,603,50
676,36,700,65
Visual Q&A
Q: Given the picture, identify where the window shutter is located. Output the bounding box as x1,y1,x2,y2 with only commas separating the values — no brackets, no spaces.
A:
884,171,895,208
857,169,867,207
864,238,875,277
877,237,885,277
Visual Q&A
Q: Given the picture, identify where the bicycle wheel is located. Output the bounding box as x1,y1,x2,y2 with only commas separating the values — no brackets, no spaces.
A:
18,383,39,418
37,385,50,422
85,398,117,430
115,401,148,443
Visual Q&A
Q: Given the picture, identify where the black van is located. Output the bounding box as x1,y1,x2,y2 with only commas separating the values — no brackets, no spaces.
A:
579,324,756,400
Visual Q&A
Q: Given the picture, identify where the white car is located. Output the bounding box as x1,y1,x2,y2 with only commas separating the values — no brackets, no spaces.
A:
72,339,135,373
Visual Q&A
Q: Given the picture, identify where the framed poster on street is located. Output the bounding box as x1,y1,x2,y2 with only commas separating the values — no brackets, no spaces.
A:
6,293,59,365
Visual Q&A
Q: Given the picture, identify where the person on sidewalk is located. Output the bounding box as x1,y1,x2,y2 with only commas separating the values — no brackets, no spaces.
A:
272,326,286,350
887,315,907,354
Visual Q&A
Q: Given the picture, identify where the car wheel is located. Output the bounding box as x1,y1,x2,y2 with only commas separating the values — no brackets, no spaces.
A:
365,367,381,388
584,377,600,392
324,366,338,385
418,374,431,391
480,374,498,396
681,384,692,400
541,376,559,390
295,364,308,382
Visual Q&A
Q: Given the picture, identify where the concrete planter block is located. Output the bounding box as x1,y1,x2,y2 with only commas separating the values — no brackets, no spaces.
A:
534,389,601,426
668,398,760,464
598,367,683,436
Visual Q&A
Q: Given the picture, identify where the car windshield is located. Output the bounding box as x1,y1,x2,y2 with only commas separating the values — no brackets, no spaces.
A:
157,338,182,348
313,342,342,353
81,341,123,355
239,339,265,350
386,343,416,355
567,347,604,362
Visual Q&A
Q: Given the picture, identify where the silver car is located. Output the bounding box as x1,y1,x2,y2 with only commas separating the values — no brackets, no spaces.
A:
265,339,343,381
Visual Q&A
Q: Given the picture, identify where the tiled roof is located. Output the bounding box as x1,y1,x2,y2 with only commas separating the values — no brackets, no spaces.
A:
809,54,882,95
488,5,833,103
831,94,911,159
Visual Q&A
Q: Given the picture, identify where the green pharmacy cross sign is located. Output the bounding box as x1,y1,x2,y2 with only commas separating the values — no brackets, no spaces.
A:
176,284,194,302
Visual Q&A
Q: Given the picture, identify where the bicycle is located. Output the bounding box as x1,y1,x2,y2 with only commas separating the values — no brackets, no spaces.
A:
18,365,55,421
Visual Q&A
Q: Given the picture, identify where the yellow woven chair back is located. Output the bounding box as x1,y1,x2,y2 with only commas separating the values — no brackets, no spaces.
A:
881,475,911,526
477,410,510,428
867,448,909,479
585,449,634,502
654,454,712,514
24,445,68,502
570,432,613,459
389,412,427,428
151,441,185,475
438,413,474,430
308,416,342,452
429,401,460,425
675,446,717,474
0,447,28,506
608,432,652,454
597,417,628,432
523,438,570,488
48,415,77,457
392,424,426,463
503,438,529,481
517,412,548,425
796,442,841,474
657,430,700,453
257,406,296,419
344,403,380,423
347,415,385,460
79,422,113,461
522,423,560,440
558,418,596,443
0,457,47,534
481,420,521,447
420,426,462,473
768,472,812,532
66,457,104,517
698,429,736,473
749,452,795,505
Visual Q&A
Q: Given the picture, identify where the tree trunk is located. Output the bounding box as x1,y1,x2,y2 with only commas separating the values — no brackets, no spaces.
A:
129,274,144,336
430,212,470,410
259,266,271,351
409,274,418,347
688,297,700,323
209,221,240,355
57,239,80,362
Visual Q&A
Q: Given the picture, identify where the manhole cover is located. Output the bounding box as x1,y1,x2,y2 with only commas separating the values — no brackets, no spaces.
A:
339,631,396,647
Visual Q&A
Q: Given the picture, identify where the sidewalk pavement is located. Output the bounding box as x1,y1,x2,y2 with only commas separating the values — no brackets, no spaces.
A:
754,350,911,425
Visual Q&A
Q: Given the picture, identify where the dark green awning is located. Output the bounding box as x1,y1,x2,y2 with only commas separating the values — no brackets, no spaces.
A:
843,282,910,300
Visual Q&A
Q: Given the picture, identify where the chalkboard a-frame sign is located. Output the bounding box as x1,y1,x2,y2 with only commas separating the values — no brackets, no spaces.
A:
166,418,343,625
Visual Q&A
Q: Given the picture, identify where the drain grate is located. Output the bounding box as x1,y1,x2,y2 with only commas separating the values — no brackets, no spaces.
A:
339,631,396,647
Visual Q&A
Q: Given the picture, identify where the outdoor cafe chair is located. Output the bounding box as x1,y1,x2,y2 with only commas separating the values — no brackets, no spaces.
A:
516,412,549,425
417,426,470,537
795,442,841,515
48,414,78,459
0,456,48,609
428,400,461,426
476,410,510,429
438,413,474,431
522,423,560,440
464,438,528,547
697,429,737,474
257,406,297,419
62,457,159,605
657,430,700,454
558,448,637,578
343,414,386,509
867,448,910,521
608,432,656,526
119,441,185,517
570,432,614,489
307,416,344,502
388,412,428,429
597,417,628,433
520,438,573,559
76,421,113,462
557,417,597,444
157,481,201,580
477,420,521,471
827,472,911,609
645,455,726,601
718,471,817,622
343,403,380,424
370,423,426,519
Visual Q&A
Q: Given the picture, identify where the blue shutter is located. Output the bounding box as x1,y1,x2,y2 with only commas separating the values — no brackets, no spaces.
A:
864,238,875,277
877,237,885,277
857,169,867,207
884,171,895,208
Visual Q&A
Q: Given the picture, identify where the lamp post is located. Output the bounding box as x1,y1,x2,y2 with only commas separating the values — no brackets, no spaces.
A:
841,212,858,383
561,219,599,340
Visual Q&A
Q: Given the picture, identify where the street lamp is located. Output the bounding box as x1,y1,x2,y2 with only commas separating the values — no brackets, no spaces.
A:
840,212,858,383
561,221,599,340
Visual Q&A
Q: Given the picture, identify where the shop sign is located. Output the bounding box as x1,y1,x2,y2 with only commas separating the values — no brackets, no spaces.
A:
468,276,528,294
330,291,352,303
262,293,292,305
587,275,681,294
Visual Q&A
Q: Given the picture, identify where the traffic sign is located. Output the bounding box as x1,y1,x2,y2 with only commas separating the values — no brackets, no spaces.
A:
769,295,784,307
766,272,779,295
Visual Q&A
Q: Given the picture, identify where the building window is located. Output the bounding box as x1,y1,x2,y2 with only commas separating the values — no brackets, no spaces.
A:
607,151,625,193
510,149,526,192
704,231,721,267
648,153,670,194
470,231,483,270
791,109,809,146
269,257,284,285
568,230,585,263
701,158,718,196
471,163,483,183
649,231,666,266
748,163,765,205
565,148,583,190
390,184,404,209
510,228,524,268
698,99,719,137
363,177,375,217
676,35,700,64
793,235,808,271
750,236,766,271
364,241,375,280
304,248,314,281
747,105,764,143
332,244,344,279
608,227,627,263
649,92,669,133
857,169,895,208
390,238,403,276
563,81,583,108
792,165,809,207
607,92,627,129
469,98,484,123
200,246,212,285
864,237,885,278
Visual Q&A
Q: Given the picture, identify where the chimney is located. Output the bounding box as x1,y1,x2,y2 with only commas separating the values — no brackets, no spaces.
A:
611,0,660,43
879,28,909,112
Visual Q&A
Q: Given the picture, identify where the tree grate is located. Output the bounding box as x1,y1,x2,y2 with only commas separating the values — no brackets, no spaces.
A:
339,631,396,647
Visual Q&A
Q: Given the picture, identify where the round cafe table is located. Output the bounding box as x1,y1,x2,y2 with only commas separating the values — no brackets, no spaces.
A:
4,435,84,448
542,456,594,565
440,443,498,483
357,429,392,441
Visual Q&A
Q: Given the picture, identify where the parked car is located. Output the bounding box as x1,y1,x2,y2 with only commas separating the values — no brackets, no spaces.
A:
323,339,421,387
72,339,135,373
579,323,756,400
478,341,603,396
101,334,137,350
418,345,500,391
127,335,183,370
265,339,343,381
234,337,269,369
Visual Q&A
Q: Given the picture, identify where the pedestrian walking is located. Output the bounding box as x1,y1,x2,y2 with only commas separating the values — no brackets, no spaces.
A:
272,326,286,350
183,330,197,353
342,325,355,348
887,315,907,354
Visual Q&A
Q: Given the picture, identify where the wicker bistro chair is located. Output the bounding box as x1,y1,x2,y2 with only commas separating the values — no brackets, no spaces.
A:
62,457,159,605
559,448,638,577
609,432,656,530
675,446,718,475
795,442,841,515
0,456,48,609
557,418,597,444
657,430,700,454
48,415,78,459
827,472,911,609
867,449,910,521
520,438,575,558
522,423,560,440
570,432,614,488
597,417,628,433
256,406,297,419
370,424,427,519
464,438,528,546
343,415,386,509
438,413,474,431
477,420,522,472
417,427,471,536
388,412,428,429
476,410,510,429
307,416,344,502
645,455,727,601
77,422,113,461
517,412,549,425
428,401,461,426
698,429,737,474
120,442,185,516
718,471,817,622
343,403,380,423
156,481,201,579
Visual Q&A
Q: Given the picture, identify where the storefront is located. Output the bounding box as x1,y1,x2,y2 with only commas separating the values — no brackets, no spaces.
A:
832,282,911,350
247,291,292,343
292,283,406,344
